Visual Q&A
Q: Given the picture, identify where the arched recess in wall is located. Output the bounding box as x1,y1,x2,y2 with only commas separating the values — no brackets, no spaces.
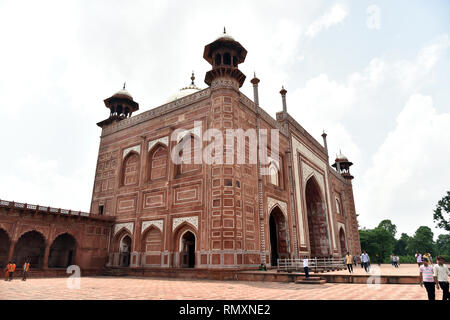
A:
173,223,197,268
141,226,163,266
122,151,140,186
48,233,77,268
13,230,46,269
339,228,347,256
174,134,201,177
148,143,168,181
268,205,289,266
0,228,10,268
305,176,330,257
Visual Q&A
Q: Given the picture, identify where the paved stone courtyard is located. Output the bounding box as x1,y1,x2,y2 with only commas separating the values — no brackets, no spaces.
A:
0,274,442,300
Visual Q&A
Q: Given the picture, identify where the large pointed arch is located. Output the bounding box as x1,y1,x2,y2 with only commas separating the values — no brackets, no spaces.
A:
305,175,330,257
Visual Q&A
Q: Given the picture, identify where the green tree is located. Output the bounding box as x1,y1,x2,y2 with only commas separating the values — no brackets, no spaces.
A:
394,233,410,256
434,191,450,232
377,219,397,238
436,234,450,255
407,226,436,256
359,225,395,261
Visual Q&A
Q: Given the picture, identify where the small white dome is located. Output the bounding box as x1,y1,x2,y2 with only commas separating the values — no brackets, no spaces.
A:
165,73,201,103
166,86,201,103
336,152,348,161
113,89,133,99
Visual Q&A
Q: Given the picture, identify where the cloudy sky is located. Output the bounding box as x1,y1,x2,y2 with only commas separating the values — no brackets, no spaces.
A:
0,0,449,239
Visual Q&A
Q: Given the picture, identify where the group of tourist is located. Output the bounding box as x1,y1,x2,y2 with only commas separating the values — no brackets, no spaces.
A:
390,254,400,268
344,251,371,274
416,251,433,266
419,256,449,300
4,260,31,281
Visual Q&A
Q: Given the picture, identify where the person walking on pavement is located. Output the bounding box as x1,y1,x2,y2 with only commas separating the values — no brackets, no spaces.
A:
345,252,353,274
416,252,422,267
433,256,449,300
361,251,370,273
7,261,16,281
419,258,437,300
22,260,31,281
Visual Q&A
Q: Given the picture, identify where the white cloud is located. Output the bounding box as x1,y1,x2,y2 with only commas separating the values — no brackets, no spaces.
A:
358,94,450,236
306,4,348,38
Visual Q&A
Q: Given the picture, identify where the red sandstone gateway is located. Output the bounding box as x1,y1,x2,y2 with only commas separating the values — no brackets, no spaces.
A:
0,31,360,273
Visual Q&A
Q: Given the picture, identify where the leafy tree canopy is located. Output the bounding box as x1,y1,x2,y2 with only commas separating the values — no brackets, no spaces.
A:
434,191,450,232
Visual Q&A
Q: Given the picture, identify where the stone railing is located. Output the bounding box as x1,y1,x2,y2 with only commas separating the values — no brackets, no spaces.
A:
0,198,91,218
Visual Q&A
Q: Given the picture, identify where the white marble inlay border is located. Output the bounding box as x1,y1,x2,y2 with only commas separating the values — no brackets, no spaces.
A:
176,127,202,143
267,197,287,217
141,220,164,233
148,136,169,152
172,216,198,231
123,145,141,159
114,222,134,236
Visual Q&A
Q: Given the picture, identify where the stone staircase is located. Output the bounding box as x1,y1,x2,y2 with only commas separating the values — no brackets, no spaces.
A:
295,276,326,285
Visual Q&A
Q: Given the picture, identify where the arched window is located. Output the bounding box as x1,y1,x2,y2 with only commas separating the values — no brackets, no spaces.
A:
335,198,341,214
122,152,140,186
215,53,222,66
148,145,168,181
175,135,201,176
223,52,231,65
269,162,279,186
232,56,237,67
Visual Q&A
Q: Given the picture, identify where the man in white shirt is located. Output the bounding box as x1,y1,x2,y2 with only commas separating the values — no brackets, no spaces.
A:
361,251,370,273
303,256,309,279
434,256,449,300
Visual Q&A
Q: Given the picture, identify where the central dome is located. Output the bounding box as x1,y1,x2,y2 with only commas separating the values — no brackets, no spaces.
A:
166,72,201,103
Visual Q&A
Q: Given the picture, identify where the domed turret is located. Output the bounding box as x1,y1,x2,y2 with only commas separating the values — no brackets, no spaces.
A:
332,150,354,180
203,27,247,88
97,83,139,128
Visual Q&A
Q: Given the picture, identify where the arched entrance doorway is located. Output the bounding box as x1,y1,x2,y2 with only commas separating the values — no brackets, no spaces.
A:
269,206,289,266
13,231,46,269
0,229,10,268
180,231,196,268
305,177,330,257
48,233,77,268
119,235,132,267
339,228,347,256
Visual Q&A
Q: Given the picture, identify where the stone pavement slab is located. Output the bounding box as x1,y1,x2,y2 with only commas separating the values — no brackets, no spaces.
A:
0,276,445,300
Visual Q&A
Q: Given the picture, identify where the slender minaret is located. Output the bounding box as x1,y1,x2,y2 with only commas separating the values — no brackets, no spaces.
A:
251,72,260,107
280,86,287,113
322,131,328,152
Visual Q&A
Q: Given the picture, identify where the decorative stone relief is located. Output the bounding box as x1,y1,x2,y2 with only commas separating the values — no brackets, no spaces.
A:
114,222,134,236
176,127,202,143
172,216,198,231
123,145,141,159
148,136,168,152
102,88,210,137
267,197,288,217
141,220,164,233
211,79,239,91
